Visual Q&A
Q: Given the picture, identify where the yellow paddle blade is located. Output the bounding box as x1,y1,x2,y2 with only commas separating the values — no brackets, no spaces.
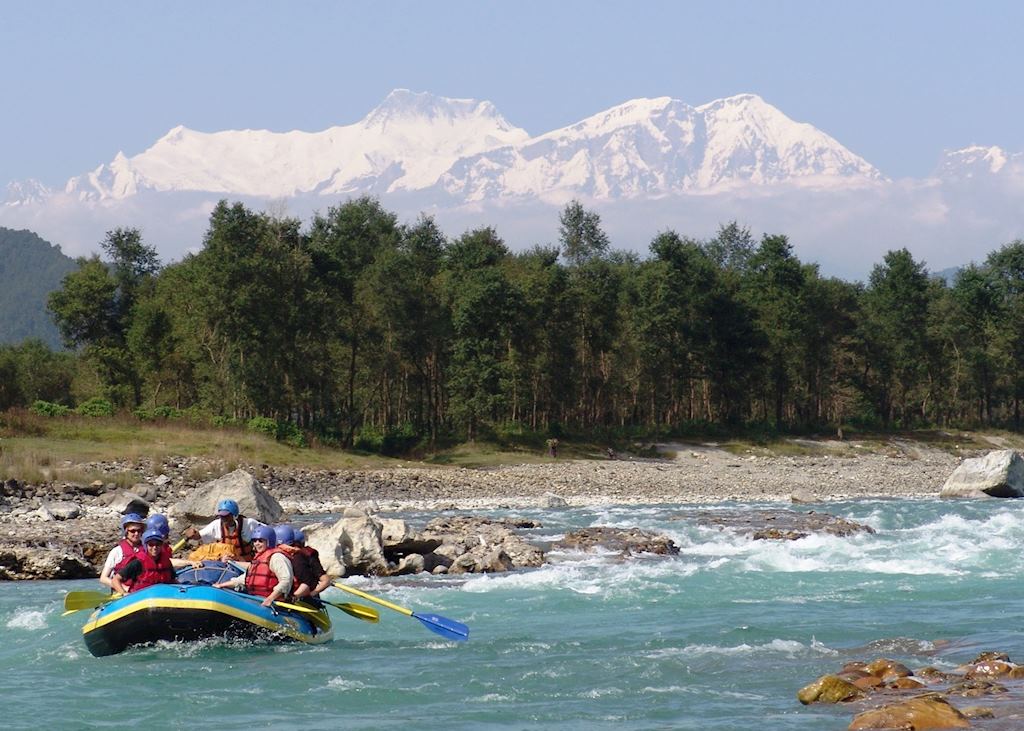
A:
322,599,380,623
63,591,121,612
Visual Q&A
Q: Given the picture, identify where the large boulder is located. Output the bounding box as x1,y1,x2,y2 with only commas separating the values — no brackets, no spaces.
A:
169,469,283,523
940,449,1024,498
303,508,389,577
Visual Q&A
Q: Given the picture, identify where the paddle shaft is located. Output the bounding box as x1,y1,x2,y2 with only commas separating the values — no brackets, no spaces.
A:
332,582,413,616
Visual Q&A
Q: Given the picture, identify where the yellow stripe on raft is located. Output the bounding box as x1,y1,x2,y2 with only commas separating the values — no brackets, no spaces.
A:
81,597,332,644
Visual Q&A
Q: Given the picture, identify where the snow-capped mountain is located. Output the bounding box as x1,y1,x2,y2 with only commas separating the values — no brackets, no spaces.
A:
440,94,882,201
4,179,51,206
28,90,881,206
935,145,1023,181
62,90,530,201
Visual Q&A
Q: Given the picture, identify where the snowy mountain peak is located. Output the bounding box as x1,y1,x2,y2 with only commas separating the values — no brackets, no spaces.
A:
936,145,1013,179
361,89,520,133
17,91,887,206
3,179,51,206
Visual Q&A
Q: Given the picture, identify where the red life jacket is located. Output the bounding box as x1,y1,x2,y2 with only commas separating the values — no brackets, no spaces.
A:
219,515,254,560
130,549,176,592
244,547,285,598
112,538,145,588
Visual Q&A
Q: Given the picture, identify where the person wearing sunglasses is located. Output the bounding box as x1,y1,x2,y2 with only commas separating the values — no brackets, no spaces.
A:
98,513,147,589
111,528,183,594
213,525,293,608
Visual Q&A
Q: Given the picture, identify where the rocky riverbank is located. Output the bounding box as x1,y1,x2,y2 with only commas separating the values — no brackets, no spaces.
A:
0,438,971,579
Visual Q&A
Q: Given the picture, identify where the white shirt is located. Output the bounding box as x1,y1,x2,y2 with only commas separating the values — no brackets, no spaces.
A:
197,516,264,544
99,541,143,584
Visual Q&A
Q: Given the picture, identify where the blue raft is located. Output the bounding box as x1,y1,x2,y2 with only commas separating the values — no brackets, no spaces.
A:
81,561,333,657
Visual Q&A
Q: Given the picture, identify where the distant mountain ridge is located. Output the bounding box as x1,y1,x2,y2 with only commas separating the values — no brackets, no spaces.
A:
11,90,886,206
3,90,1024,282
0,228,76,347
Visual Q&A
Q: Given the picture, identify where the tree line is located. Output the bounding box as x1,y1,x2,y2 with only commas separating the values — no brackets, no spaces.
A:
3,196,1024,448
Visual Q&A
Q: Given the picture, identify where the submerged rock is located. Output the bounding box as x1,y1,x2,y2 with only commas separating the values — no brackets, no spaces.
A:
693,509,875,540
848,695,969,730
797,674,866,704
554,526,679,556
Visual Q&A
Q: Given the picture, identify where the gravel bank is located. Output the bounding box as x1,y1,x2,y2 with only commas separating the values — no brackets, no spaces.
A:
271,440,962,513
0,438,969,579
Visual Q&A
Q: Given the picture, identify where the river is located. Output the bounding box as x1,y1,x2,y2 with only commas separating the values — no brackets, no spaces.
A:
4,498,1024,729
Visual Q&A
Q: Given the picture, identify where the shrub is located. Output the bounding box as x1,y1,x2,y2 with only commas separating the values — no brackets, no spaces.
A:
76,397,115,417
381,423,419,455
353,427,383,453
30,400,70,417
277,421,307,448
247,416,279,439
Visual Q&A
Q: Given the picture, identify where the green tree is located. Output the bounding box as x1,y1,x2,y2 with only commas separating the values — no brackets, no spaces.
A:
308,196,401,445
742,235,809,428
860,249,934,426
559,200,610,267
442,227,517,440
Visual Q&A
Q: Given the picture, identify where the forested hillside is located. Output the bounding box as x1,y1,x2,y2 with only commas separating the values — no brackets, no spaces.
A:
0,227,76,347
6,197,1024,449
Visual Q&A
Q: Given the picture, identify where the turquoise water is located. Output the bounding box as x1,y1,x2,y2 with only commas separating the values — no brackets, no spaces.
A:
5,498,1024,730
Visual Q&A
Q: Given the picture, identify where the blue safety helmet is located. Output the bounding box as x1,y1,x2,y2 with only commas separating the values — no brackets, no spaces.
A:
293,528,306,545
120,513,146,531
216,498,240,517
251,524,277,548
146,513,170,538
273,524,295,546
142,529,165,545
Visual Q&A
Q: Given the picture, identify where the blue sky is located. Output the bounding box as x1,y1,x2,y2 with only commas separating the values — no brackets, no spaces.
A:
4,1,1024,187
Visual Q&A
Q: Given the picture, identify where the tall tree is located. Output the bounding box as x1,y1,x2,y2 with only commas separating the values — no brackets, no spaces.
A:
442,227,517,441
860,248,934,426
559,200,610,267
47,227,159,405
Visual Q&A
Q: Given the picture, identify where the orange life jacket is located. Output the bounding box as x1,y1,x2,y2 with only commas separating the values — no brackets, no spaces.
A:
218,514,254,560
244,547,285,598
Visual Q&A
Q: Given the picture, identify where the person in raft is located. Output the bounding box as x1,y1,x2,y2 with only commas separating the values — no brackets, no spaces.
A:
110,529,196,594
272,524,319,601
212,525,294,607
99,513,147,589
292,528,331,600
182,498,264,560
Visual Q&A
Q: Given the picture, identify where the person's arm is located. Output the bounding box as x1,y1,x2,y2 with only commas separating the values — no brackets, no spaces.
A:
263,553,294,606
213,571,246,590
99,546,122,589
196,520,220,544
310,572,332,598
112,557,142,594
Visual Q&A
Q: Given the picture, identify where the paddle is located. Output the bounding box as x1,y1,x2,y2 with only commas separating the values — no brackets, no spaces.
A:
62,590,121,615
318,598,380,623
331,581,469,641
171,536,188,552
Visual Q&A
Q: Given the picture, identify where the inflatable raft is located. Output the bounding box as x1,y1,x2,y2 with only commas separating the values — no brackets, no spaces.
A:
81,561,332,657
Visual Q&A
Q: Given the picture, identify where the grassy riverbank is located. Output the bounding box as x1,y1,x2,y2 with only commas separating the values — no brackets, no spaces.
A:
1,407,1020,487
